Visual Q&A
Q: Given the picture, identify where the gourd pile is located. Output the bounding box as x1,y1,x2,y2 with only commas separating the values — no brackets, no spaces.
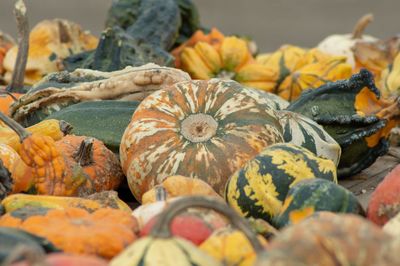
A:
1,0,400,265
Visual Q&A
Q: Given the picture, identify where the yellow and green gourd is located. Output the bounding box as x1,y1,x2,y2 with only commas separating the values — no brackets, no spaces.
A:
225,143,337,223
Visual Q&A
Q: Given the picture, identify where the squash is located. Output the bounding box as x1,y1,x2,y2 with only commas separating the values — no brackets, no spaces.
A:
0,207,139,259
367,164,400,226
317,14,377,68
276,110,341,165
199,227,267,266
0,227,59,264
46,100,139,153
255,212,400,266
56,135,124,194
1,191,131,213
176,36,278,91
110,196,264,266
225,143,337,223
0,119,72,151
3,19,98,85
142,175,221,204
120,79,284,200
273,179,364,228
287,69,400,177
63,0,181,72
10,63,190,127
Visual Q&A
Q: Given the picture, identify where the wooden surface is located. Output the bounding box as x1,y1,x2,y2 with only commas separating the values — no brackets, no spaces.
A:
340,147,400,209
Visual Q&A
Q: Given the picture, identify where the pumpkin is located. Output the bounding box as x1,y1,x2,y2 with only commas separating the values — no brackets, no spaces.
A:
142,175,221,204
47,100,139,153
0,119,72,151
287,69,400,177
56,135,124,194
0,227,58,264
110,196,264,266
225,143,337,223
317,14,377,68
120,79,284,200
176,36,278,91
276,110,341,165
367,164,400,226
273,179,364,228
3,19,98,85
1,191,131,213
63,0,181,72
9,252,108,266
0,207,139,259
199,227,267,266
255,212,400,266
10,63,190,127
0,32,15,75
0,91,23,115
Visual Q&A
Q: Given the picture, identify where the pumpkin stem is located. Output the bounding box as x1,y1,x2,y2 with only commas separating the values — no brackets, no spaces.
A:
73,138,94,166
352,13,374,39
0,89,18,101
7,0,30,93
59,120,73,135
2,244,48,266
0,111,30,140
151,196,265,254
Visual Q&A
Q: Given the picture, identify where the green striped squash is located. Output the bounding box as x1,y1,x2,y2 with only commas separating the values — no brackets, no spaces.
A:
277,110,341,166
273,179,364,228
225,143,337,223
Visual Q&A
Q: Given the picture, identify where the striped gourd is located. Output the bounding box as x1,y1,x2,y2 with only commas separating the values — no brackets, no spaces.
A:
225,143,337,223
273,179,364,228
277,110,341,166
120,79,284,200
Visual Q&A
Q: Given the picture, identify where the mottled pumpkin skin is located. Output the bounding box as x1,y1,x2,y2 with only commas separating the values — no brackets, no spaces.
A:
256,213,400,266
273,179,364,228
225,143,337,223
120,79,284,200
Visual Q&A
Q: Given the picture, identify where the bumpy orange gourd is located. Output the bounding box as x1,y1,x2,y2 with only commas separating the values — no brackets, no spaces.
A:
0,207,139,259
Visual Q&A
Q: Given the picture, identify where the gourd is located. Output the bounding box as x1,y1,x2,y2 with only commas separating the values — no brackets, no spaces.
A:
383,212,400,237
1,191,131,213
367,164,400,226
0,119,72,151
3,19,98,85
255,212,400,265
46,100,139,153
287,69,400,177
0,227,59,264
8,253,108,266
10,63,190,127
0,91,23,115
276,110,341,165
317,14,377,68
63,0,181,72
142,175,221,204
0,207,139,259
225,143,337,223
110,196,265,266
120,79,284,200
380,52,400,98
176,35,278,91
199,227,267,266
273,179,364,228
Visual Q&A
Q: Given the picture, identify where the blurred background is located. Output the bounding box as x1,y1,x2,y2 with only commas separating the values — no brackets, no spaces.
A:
0,0,398,53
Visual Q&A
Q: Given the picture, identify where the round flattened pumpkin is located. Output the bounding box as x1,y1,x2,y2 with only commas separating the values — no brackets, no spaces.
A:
225,143,337,223
120,79,284,200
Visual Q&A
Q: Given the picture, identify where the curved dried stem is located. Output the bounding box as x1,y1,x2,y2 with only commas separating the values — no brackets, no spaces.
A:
0,88,18,101
7,0,30,92
0,111,30,140
352,13,374,39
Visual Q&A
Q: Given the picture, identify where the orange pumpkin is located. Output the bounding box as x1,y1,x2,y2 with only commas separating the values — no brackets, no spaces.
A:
0,91,23,115
0,207,139,259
